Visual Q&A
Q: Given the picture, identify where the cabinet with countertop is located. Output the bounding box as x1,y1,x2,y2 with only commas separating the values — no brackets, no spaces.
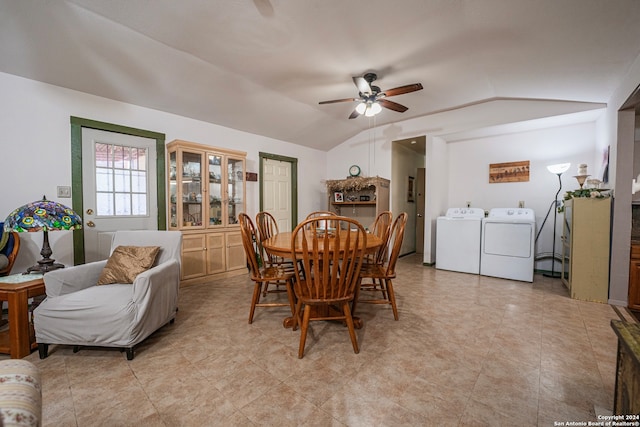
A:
629,243,640,310
560,197,611,303
325,176,390,229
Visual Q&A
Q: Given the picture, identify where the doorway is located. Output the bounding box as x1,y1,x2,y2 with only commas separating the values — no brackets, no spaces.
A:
259,152,298,231
70,117,166,265
392,136,426,255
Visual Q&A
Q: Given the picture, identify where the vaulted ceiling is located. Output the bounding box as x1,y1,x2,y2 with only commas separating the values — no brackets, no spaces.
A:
1,0,639,150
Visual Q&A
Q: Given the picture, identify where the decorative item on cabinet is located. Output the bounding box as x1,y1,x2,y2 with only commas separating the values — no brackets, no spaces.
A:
326,176,390,227
167,139,247,286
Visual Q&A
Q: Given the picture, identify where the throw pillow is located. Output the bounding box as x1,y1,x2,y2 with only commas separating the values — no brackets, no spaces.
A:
97,245,161,285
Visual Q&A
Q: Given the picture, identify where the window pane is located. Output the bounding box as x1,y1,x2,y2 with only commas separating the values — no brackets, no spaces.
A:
137,148,147,171
95,143,110,168
132,193,147,215
96,193,113,216
131,171,147,193
94,143,149,217
115,193,131,215
114,169,131,192
95,168,113,192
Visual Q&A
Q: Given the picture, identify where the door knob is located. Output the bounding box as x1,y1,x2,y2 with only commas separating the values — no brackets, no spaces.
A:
417,214,423,218
86,221,95,227
86,208,94,215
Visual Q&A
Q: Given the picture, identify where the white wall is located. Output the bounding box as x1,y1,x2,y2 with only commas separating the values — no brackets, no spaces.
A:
447,122,599,272
327,115,601,270
0,72,326,273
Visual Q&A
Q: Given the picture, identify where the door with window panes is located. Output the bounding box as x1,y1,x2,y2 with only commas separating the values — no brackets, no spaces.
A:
82,128,158,263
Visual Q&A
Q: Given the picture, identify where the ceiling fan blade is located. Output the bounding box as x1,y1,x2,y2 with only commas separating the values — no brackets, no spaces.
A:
319,97,359,105
353,76,372,96
348,108,361,119
381,83,423,97
378,98,408,113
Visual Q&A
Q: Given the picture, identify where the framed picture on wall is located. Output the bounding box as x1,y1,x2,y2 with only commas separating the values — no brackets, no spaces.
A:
334,192,344,202
407,176,415,202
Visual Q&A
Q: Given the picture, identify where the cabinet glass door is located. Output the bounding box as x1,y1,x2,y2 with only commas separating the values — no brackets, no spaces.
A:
227,157,244,225
208,154,223,226
181,151,204,227
169,152,178,228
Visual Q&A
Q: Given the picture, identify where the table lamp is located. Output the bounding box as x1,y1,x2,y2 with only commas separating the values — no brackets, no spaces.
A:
4,195,82,274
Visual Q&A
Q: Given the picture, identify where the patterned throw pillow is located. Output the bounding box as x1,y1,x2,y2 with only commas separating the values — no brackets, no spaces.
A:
97,246,160,285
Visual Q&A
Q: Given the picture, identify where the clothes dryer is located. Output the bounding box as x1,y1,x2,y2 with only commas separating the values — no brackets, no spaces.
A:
480,208,536,282
436,207,485,274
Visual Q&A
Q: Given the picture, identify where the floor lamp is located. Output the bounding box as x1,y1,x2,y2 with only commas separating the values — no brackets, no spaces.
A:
543,163,571,278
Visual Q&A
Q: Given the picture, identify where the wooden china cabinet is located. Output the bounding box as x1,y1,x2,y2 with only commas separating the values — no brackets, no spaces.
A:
167,140,247,285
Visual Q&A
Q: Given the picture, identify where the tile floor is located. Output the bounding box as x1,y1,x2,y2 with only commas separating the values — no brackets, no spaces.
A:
22,254,635,426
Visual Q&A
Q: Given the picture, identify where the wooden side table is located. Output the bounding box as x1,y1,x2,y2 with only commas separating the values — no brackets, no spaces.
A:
0,274,45,358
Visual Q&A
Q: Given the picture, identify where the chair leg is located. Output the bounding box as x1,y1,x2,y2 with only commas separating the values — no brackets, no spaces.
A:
351,278,362,316
38,343,49,359
285,279,296,316
298,304,312,359
291,299,303,331
248,282,262,324
125,348,134,360
73,346,80,353
343,302,359,354
386,279,399,321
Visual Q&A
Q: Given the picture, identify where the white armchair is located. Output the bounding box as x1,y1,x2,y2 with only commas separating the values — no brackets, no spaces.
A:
34,230,182,360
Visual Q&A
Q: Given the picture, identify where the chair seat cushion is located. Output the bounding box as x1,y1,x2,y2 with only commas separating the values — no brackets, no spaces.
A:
97,245,160,285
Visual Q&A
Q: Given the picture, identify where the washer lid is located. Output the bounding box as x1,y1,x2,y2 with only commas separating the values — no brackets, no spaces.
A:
445,207,485,218
487,208,535,220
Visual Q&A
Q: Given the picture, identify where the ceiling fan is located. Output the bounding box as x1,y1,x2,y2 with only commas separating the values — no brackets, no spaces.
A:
319,73,423,119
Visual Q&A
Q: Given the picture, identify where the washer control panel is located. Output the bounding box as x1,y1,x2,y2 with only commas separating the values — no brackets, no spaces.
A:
445,207,485,218
487,208,535,220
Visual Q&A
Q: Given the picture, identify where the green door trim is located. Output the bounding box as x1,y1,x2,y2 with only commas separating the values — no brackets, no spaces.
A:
258,152,298,230
70,116,166,265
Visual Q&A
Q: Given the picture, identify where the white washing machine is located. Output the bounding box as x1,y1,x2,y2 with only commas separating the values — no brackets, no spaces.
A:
436,207,485,274
480,208,536,282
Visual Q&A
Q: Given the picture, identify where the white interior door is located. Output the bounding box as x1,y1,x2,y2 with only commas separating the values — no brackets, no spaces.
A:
82,128,158,262
262,157,292,231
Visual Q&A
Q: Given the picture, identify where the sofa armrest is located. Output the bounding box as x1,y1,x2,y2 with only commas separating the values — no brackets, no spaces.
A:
131,260,180,303
0,359,41,427
44,260,107,297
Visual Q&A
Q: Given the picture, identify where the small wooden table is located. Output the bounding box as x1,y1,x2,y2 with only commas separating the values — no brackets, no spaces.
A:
263,230,382,329
0,274,45,358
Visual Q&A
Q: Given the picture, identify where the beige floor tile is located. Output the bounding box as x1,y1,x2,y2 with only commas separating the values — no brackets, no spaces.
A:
24,254,625,426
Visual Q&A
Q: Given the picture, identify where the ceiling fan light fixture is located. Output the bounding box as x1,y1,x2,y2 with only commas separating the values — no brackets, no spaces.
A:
370,102,382,115
355,102,367,115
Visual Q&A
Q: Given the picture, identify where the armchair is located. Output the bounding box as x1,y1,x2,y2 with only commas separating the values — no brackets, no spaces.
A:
33,230,182,360
0,222,20,276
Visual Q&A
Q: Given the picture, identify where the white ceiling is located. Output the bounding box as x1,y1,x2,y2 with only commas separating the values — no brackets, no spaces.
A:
1,0,639,150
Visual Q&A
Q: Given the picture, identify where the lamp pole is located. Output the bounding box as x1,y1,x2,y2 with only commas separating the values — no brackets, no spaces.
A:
544,172,564,278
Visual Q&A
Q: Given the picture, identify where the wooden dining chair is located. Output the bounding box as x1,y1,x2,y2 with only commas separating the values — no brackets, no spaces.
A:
290,216,367,358
238,213,296,324
255,211,293,268
353,212,407,321
305,211,337,219
365,210,392,265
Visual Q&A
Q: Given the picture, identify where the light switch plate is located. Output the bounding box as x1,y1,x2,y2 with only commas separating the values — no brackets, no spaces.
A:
57,186,71,198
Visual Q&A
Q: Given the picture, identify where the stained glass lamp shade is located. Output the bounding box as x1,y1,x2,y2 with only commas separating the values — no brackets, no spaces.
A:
4,195,82,274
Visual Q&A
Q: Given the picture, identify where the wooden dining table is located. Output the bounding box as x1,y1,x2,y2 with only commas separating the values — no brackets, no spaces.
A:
262,229,383,329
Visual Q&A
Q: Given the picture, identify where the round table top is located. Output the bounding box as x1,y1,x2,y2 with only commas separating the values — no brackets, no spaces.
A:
263,230,383,259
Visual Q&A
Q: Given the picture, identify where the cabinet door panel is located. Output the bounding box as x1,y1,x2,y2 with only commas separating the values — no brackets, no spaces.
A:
181,234,207,279
206,233,226,274
226,231,246,271
629,259,640,310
